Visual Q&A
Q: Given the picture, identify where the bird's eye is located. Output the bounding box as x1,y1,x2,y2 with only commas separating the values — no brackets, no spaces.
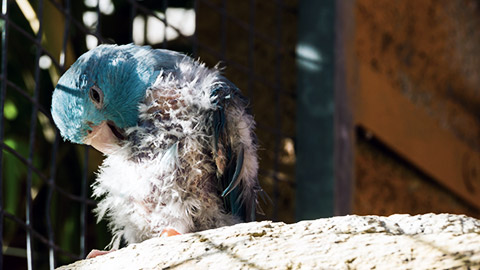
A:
89,85,104,108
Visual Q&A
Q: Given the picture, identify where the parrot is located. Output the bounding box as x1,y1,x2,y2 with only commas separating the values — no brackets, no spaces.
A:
51,44,263,254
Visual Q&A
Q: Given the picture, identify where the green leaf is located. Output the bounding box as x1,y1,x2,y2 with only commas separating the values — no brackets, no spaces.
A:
4,100,18,120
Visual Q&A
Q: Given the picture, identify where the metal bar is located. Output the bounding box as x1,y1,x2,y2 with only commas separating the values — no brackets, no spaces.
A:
334,0,353,216
25,0,45,268
0,14,62,71
46,0,72,267
126,0,184,38
47,0,109,44
129,1,136,43
193,0,198,57
220,0,226,61
162,0,168,49
295,0,336,220
59,0,71,73
95,0,101,39
78,0,105,257
0,0,9,268
79,0,104,256
272,0,283,222
1,143,97,205
46,133,59,270
2,143,48,182
5,79,52,121
128,0,270,61
80,146,89,258
3,211,81,260
247,0,255,103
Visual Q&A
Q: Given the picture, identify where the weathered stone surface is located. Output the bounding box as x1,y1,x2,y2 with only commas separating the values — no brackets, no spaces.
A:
57,214,480,269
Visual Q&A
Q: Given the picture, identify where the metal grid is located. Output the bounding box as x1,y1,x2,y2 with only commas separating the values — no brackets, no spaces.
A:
0,0,297,269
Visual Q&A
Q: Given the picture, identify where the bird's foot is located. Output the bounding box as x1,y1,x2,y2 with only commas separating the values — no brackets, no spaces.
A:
86,249,116,259
160,228,181,237
85,229,179,259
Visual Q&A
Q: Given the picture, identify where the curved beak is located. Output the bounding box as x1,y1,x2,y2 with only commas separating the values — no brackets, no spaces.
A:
83,121,125,154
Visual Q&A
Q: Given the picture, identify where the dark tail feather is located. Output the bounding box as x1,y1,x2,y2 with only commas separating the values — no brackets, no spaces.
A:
221,147,244,197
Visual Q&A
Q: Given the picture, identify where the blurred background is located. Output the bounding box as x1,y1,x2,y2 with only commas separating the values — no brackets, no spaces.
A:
0,0,479,269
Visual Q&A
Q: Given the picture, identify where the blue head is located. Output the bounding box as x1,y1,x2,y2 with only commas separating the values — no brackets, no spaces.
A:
52,44,162,145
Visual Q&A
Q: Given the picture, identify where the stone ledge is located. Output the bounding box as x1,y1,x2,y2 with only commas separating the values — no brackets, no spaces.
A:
57,213,480,269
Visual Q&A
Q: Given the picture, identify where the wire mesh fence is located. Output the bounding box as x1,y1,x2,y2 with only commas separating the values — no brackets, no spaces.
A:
0,0,297,269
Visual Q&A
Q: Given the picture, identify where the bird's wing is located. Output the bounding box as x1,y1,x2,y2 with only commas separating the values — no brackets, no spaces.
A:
211,82,264,222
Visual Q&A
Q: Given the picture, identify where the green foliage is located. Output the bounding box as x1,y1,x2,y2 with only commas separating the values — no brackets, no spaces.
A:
3,100,18,120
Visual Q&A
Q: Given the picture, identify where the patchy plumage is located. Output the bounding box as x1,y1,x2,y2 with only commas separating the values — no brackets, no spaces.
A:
51,44,263,249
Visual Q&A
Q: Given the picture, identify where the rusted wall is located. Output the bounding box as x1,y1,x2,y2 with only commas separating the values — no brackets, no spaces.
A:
351,0,480,216
354,133,480,217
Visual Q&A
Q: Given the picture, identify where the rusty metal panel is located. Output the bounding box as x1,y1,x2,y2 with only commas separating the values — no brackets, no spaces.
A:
355,63,480,209
345,0,480,214
354,132,480,217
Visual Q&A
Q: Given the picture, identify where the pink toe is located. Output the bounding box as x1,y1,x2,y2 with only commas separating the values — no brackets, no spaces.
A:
86,249,114,259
